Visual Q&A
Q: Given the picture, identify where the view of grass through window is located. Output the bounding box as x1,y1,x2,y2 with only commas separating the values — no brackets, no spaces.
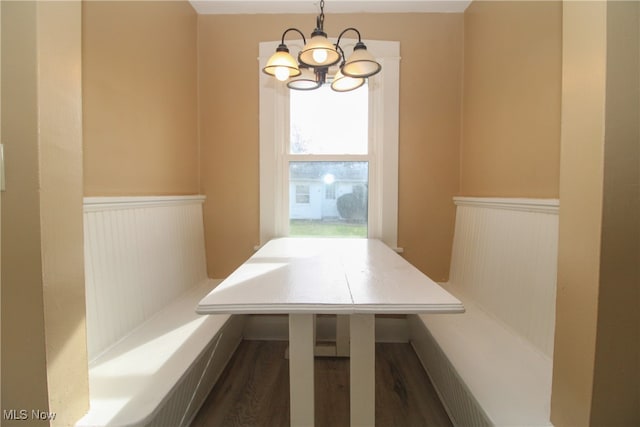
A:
289,161,368,237
288,85,369,237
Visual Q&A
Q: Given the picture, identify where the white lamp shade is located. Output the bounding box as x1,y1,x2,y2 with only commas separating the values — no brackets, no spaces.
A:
263,50,301,80
331,69,365,92
299,35,340,67
342,47,382,78
287,68,322,90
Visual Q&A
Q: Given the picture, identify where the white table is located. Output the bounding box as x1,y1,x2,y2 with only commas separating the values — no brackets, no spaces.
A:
197,238,464,426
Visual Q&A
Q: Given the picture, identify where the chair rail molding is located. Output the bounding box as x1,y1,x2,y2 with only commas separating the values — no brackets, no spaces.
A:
83,195,206,212
453,197,559,214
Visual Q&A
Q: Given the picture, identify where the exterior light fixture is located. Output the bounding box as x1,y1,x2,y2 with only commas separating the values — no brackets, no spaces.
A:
262,0,381,92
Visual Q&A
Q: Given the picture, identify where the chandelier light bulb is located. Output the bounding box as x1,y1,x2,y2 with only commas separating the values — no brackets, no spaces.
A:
275,66,290,82
313,48,328,64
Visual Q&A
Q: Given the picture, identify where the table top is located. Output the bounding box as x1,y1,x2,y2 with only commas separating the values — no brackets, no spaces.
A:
197,238,464,315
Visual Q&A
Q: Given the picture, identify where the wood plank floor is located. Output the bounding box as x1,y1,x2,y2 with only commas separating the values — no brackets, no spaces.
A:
191,340,452,427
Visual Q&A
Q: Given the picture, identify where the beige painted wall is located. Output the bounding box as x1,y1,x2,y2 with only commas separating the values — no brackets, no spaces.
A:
1,1,88,425
38,2,89,425
461,0,562,198
552,2,606,423
83,0,199,196
198,13,463,279
552,1,640,425
590,1,640,422
1,2,50,418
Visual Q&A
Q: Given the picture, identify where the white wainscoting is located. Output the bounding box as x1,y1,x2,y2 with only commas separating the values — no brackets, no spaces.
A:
83,195,208,361
448,197,559,357
410,197,559,426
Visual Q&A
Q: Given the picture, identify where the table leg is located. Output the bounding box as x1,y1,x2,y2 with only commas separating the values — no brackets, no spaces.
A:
350,314,375,427
289,314,315,426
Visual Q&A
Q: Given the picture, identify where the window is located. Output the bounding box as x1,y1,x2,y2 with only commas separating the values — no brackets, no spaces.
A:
290,86,368,155
295,184,310,204
290,161,369,237
325,182,336,200
288,84,370,237
259,39,400,247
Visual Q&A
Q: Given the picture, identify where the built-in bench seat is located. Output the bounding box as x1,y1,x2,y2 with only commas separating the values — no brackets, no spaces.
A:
76,196,243,427
410,197,559,426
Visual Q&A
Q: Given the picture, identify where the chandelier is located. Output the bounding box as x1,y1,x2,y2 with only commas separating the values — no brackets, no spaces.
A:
262,0,382,92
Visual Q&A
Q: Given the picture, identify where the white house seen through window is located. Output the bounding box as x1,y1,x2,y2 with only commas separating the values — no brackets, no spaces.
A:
288,84,369,237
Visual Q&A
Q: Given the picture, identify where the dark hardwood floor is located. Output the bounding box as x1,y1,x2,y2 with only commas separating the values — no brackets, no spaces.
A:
191,340,452,427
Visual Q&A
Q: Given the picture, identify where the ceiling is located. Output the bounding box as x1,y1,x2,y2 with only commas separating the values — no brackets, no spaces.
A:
189,0,472,15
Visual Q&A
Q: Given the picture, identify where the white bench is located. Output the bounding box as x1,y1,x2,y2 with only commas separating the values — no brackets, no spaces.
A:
410,197,558,426
76,196,243,427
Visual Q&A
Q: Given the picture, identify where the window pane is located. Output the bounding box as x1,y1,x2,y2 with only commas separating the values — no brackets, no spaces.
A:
295,185,310,204
290,84,368,155
289,161,368,237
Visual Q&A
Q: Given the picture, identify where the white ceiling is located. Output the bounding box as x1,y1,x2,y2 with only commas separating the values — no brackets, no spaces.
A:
189,0,472,15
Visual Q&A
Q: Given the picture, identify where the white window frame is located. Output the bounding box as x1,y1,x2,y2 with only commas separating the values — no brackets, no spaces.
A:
259,39,400,248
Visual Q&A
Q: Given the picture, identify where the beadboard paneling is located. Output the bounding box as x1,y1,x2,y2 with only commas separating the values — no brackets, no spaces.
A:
83,196,208,361
409,315,492,427
448,197,559,357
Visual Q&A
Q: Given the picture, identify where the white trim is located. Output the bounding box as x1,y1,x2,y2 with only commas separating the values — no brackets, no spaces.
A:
453,197,559,214
189,1,472,15
259,39,400,248
370,51,400,248
83,195,206,212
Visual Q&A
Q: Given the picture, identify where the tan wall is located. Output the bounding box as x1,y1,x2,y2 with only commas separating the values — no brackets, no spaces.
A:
552,2,606,423
83,0,199,196
1,2,50,418
590,1,640,423
552,1,640,425
461,0,562,198
1,1,88,425
38,2,89,425
198,13,463,279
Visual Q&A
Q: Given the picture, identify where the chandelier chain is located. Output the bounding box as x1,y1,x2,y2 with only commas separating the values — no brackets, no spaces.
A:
318,0,325,29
